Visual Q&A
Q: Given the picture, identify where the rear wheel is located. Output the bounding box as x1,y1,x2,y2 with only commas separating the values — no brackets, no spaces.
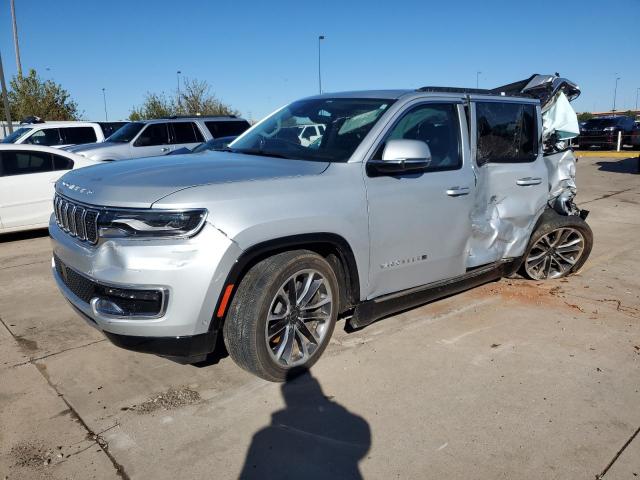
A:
223,250,339,382
521,211,593,280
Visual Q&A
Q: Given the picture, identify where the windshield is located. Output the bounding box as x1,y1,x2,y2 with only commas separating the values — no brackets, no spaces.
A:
229,98,394,162
2,127,32,143
583,118,619,129
106,122,144,143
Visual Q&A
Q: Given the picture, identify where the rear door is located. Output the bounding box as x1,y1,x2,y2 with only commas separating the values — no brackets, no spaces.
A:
469,100,548,264
131,123,172,157
0,149,58,228
365,101,475,298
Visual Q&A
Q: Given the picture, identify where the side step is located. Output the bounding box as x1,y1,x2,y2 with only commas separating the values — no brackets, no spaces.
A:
349,262,510,329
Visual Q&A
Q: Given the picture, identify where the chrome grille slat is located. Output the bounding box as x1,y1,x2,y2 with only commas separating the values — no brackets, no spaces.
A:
53,194,99,245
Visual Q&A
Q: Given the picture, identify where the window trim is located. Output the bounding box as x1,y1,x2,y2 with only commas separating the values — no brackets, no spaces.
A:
473,100,539,165
366,100,464,175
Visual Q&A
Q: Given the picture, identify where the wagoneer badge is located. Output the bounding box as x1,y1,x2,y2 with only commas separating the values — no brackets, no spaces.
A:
61,181,94,195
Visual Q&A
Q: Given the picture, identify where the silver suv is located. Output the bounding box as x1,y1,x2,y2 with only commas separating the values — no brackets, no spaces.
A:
66,116,250,161
50,75,592,381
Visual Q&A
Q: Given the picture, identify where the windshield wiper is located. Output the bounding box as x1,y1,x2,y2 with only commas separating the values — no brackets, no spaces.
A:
230,148,291,159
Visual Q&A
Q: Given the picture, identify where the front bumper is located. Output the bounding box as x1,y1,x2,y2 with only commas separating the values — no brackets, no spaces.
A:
50,217,242,359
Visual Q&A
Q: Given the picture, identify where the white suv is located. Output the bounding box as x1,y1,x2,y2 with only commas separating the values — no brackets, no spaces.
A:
1,121,128,148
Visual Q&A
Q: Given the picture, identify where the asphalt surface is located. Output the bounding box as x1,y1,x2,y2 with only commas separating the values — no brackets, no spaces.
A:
1,154,638,479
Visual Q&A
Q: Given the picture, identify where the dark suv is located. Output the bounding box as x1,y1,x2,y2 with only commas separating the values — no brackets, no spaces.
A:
577,115,635,149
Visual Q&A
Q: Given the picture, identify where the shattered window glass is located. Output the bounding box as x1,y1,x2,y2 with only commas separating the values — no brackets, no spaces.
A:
476,102,537,165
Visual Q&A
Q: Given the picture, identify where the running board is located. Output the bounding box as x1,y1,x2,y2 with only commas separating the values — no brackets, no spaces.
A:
349,261,511,329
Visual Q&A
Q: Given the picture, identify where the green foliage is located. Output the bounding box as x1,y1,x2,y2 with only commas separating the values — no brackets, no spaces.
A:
129,78,238,120
577,112,594,122
0,69,79,121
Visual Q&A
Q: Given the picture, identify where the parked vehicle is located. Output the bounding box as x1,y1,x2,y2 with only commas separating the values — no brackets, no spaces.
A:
66,116,250,161
0,145,102,234
575,115,635,149
1,120,127,147
49,74,592,381
631,124,640,149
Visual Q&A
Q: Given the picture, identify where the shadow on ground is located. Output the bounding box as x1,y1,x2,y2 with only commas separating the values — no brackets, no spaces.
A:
596,157,640,174
240,371,371,479
0,228,49,243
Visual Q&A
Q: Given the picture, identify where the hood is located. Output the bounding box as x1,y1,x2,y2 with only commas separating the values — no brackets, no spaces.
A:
66,142,120,154
55,152,330,208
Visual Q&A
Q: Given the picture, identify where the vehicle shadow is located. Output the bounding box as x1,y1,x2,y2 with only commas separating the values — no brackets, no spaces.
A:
239,371,371,479
0,228,49,243
596,157,640,174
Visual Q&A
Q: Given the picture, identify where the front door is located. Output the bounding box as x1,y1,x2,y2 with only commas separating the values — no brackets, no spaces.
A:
132,123,173,158
365,102,475,299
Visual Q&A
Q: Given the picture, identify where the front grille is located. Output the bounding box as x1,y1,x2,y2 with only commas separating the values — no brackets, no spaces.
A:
54,194,99,244
54,254,97,303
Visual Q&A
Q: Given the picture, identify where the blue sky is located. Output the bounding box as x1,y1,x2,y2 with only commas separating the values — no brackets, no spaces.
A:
0,0,638,121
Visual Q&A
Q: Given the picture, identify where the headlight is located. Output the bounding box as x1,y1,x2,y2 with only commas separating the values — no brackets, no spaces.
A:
603,126,615,131
98,209,207,239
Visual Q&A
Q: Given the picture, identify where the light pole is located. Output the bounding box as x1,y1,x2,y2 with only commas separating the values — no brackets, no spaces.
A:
10,0,22,76
102,88,108,121
177,70,182,111
612,75,620,112
635,87,639,112
318,36,325,94
0,50,14,134
476,71,482,89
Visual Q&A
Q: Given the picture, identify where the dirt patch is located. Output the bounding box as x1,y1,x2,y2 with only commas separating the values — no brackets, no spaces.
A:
15,335,38,353
125,387,201,414
470,280,555,305
10,440,55,468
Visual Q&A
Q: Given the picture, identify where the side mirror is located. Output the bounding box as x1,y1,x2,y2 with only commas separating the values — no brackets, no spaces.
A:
367,139,432,176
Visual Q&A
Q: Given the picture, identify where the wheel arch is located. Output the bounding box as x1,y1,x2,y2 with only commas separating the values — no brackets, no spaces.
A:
211,233,361,330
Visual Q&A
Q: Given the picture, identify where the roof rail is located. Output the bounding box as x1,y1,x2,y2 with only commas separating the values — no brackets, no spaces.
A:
416,86,532,98
159,114,238,120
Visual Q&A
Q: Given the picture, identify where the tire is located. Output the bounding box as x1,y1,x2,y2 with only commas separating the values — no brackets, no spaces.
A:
223,250,339,382
520,210,593,280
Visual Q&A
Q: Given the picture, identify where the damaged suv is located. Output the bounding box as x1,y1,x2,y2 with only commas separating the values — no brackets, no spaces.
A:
50,74,592,381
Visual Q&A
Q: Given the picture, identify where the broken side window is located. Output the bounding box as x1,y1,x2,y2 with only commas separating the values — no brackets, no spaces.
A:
476,102,537,165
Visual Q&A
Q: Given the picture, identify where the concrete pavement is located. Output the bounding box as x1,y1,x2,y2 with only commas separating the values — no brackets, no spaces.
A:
1,155,638,479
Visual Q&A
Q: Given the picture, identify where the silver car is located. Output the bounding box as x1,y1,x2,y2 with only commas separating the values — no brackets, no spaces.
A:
49,75,592,381
66,116,250,161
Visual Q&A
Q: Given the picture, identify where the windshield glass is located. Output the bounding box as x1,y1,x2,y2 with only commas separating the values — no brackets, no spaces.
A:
229,98,394,162
1,127,32,143
106,122,144,143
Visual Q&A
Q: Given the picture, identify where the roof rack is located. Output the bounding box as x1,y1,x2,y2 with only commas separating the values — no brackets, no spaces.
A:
159,114,237,119
416,86,532,98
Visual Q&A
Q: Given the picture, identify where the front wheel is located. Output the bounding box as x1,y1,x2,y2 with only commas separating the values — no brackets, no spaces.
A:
223,250,339,382
521,211,593,280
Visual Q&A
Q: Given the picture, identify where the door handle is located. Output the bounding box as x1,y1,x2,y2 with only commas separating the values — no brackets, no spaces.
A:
446,186,470,197
160,147,170,152
516,177,542,186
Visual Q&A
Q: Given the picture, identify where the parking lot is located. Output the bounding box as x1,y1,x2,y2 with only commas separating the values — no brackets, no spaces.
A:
0,154,638,479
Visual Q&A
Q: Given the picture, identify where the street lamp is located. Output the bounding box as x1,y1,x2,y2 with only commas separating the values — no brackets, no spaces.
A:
476,71,482,89
612,75,620,112
635,87,639,112
102,88,108,121
177,70,182,110
318,35,325,94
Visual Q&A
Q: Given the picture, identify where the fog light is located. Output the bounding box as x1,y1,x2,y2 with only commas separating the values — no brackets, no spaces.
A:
92,297,126,316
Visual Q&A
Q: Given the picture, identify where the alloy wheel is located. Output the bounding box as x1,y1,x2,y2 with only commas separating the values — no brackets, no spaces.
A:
524,227,585,280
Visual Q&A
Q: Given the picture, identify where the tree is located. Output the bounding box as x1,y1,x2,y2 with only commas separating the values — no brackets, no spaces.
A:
577,112,594,122
0,69,79,121
129,77,238,120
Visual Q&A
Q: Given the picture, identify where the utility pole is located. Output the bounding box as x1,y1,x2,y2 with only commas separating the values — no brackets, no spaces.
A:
318,36,325,94
612,75,620,112
10,0,22,76
476,71,482,89
102,88,108,121
0,50,14,134
635,87,639,112
177,70,181,111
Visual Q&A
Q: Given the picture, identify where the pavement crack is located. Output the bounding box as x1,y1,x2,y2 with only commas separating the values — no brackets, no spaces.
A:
596,425,640,479
581,187,635,205
0,259,49,271
29,357,131,480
